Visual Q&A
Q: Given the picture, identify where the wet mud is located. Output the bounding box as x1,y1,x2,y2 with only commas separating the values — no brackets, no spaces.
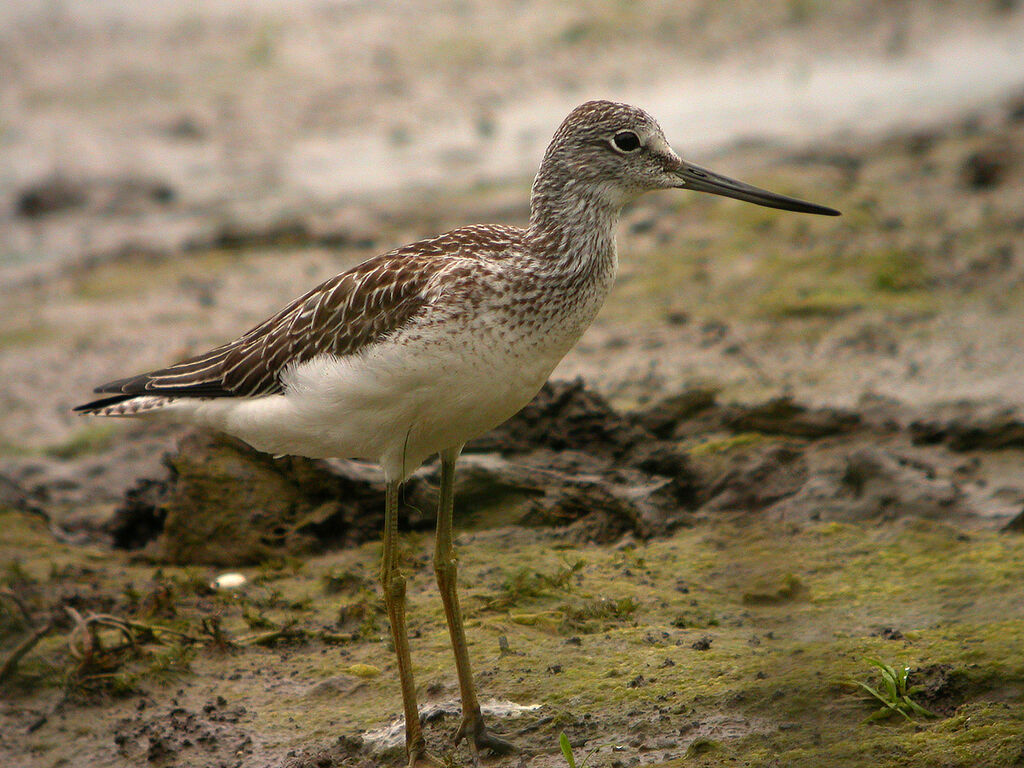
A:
4,377,1023,767
22,377,1011,574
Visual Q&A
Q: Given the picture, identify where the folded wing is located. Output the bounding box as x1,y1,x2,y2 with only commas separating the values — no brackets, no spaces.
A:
75,253,448,411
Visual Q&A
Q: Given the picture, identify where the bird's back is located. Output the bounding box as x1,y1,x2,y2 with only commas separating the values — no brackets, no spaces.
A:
75,224,530,416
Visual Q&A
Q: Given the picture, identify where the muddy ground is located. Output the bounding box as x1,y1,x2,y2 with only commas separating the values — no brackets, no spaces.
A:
3,2,1024,767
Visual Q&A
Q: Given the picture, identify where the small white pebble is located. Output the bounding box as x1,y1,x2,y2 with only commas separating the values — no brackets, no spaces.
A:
211,572,247,590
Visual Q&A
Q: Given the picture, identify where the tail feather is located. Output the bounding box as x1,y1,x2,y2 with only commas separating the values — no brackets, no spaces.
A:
72,394,137,413
73,394,174,417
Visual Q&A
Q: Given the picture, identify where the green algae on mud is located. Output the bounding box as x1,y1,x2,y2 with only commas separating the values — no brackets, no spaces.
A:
43,423,120,460
3,503,1024,767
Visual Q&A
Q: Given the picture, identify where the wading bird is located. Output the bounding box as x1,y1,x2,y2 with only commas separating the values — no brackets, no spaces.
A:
76,100,838,766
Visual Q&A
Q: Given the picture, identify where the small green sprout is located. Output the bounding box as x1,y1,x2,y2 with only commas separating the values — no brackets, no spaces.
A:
850,658,937,721
559,732,599,768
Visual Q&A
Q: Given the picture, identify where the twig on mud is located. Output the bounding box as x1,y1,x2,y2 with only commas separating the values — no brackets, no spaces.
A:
239,623,350,647
94,613,201,643
315,631,353,645
2,604,208,690
239,619,301,647
65,606,100,666
0,620,56,685
200,615,237,650
65,608,200,647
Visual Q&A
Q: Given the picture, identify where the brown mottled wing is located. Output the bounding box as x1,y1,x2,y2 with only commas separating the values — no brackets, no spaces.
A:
82,253,448,404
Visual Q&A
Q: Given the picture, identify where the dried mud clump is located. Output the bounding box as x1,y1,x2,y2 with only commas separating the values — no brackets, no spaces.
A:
720,397,860,439
107,379,989,564
109,381,702,562
908,664,974,717
468,378,652,456
766,446,963,523
15,176,87,218
109,431,405,566
960,141,1019,189
698,445,809,513
15,174,175,219
910,408,1024,451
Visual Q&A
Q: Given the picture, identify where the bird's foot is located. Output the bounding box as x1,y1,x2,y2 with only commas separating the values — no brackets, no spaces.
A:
455,715,518,762
406,744,444,768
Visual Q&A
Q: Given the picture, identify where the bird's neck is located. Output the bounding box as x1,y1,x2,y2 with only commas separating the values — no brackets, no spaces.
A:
526,168,622,275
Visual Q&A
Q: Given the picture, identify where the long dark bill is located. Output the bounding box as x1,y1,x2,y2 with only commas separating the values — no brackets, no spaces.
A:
675,161,840,216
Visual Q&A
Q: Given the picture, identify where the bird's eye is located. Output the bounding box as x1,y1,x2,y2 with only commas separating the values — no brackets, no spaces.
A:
611,131,641,153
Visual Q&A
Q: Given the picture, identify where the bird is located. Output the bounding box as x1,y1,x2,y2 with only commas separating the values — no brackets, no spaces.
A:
75,100,839,766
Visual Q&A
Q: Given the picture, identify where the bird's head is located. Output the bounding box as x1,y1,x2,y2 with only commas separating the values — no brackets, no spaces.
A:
536,100,839,216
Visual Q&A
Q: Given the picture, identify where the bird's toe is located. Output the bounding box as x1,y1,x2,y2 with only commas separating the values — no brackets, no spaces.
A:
456,715,518,759
407,748,444,768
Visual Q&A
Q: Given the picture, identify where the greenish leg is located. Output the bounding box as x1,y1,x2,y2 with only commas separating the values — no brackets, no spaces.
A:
380,480,440,767
433,449,517,759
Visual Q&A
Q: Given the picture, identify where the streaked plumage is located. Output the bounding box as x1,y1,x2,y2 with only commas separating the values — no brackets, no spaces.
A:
75,220,614,480
76,100,838,765
82,227,517,404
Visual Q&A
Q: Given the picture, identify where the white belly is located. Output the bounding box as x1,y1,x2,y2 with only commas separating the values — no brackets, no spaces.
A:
191,329,561,481
168,254,617,481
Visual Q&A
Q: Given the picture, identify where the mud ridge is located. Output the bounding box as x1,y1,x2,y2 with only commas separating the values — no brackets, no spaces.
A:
84,378,1013,566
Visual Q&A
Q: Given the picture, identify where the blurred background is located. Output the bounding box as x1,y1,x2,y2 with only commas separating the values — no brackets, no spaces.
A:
2,0,1024,444
3,0,1022,264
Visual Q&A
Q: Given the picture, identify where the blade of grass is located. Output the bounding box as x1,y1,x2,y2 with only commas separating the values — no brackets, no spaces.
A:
559,732,577,768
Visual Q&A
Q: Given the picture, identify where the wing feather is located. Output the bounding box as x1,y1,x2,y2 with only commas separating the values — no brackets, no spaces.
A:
74,225,523,413
78,254,449,406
